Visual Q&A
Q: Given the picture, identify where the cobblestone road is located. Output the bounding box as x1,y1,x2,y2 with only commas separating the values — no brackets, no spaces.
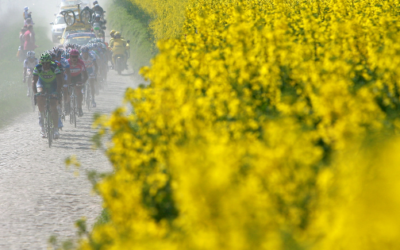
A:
0,71,138,249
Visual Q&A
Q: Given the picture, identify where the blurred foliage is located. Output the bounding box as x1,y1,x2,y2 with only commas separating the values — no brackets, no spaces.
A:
63,0,400,249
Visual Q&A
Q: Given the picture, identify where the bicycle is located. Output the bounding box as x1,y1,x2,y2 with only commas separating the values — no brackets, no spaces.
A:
26,69,35,112
37,92,56,147
85,80,92,112
68,84,79,128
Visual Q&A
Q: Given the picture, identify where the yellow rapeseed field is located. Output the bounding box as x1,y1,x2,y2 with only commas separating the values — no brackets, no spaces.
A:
79,0,400,249
128,0,189,40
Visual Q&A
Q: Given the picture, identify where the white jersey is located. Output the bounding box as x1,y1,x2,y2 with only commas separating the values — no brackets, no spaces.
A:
24,58,39,69
80,53,96,69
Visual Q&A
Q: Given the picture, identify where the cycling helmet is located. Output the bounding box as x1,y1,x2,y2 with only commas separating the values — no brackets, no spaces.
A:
26,51,35,58
40,53,52,63
49,51,57,59
53,47,64,57
24,6,29,11
70,49,80,56
81,46,90,53
65,48,71,59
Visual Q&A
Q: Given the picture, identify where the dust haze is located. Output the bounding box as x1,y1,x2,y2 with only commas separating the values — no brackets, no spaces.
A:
0,0,111,40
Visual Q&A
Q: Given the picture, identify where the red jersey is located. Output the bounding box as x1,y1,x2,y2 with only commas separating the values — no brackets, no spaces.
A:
68,58,86,77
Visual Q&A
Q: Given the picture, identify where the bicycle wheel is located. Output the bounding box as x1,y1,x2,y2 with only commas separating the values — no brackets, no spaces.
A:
29,76,35,112
116,57,122,75
86,83,91,112
46,108,53,148
80,8,92,24
62,10,76,26
74,97,77,128
70,95,75,125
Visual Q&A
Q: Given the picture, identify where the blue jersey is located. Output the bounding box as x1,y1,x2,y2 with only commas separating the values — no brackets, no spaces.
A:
59,57,70,70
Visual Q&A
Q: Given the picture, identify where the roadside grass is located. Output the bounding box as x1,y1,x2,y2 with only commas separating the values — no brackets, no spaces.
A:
0,21,53,126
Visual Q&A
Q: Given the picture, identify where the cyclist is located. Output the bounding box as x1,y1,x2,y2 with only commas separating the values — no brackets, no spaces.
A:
23,51,39,96
23,6,30,20
80,46,98,107
108,30,116,68
53,47,72,114
33,53,63,139
91,14,106,40
92,1,104,15
68,49,88,117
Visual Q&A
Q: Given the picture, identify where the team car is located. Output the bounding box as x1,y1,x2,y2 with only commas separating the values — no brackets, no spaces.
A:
63,32,96,46
50,15,67,43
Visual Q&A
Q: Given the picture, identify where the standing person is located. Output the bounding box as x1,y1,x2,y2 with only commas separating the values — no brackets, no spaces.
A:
24,25,37,52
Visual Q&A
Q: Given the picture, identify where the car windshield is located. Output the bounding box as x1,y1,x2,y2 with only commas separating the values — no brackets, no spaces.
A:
56,17,66,25
64,37,92,46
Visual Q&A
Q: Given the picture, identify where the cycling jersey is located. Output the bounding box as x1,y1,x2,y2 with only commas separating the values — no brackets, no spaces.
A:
56,57,70,82
68,58,86,84
80,53,96,69
24,58,39,69
81,53,97,78
56,57,70,71
33,62,61,92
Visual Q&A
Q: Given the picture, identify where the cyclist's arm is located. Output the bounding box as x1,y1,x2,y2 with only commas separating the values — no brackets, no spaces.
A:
82,71,88,84
23,67,27,79
32,75,38,94
93,61,98,76
65,68,72,86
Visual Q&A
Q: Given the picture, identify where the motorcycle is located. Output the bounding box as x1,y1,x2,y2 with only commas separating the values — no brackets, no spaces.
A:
113,40,130,75
92,21,106,40
114,54,125,75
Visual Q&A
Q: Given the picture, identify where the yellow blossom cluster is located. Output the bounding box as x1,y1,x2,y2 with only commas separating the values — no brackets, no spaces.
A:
128,0,190,40
79,0,400,249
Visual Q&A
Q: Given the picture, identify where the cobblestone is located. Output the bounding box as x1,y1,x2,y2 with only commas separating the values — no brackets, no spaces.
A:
0,71,137,249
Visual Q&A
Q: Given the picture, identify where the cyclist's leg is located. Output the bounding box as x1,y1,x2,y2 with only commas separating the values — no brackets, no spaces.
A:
50,99,59,130
63,86,70,110
75,85,83,108
90,78,95,100
36,94,46,135
37,96,45,113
